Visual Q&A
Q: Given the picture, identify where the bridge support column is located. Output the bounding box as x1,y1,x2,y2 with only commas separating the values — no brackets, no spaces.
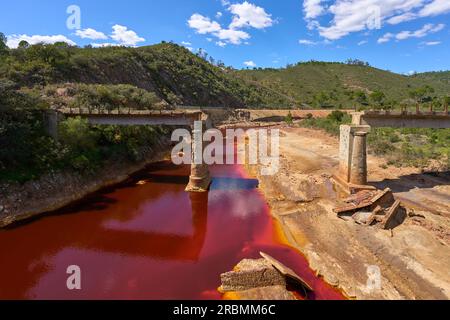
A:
43,110,62,141
186,121,211,193
334,124,372,193
349,131,368,186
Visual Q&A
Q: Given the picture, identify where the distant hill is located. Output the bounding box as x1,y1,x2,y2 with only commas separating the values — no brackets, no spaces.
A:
412,71,450,84
236,62,450,108
1,42,449,109
0,42,290,108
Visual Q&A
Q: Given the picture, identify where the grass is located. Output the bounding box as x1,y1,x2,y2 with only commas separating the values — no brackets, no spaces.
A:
300,112,450,170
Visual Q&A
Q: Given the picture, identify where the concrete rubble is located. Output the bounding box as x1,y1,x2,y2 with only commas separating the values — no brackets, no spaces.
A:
333,188,406,229
219,252,313,300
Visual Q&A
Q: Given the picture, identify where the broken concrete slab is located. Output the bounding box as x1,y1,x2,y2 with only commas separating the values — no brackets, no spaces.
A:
220,259,286,292
260,252,313,292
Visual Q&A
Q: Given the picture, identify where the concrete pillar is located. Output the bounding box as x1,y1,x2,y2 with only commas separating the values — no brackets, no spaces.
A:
186,121,211,192
349,131,368,186
43,110,60,141
338,125,354,182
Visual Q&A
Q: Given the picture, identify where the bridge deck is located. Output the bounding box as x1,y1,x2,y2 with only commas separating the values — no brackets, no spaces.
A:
352,111,450,129
59,108,203,126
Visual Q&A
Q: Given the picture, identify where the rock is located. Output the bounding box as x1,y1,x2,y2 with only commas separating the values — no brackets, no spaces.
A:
229,285,297,300
260,252,314,292
352,211,374,225
0,205,4,213
220,259,286,292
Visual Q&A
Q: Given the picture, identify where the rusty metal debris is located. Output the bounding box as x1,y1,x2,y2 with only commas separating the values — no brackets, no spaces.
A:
334,188,406,229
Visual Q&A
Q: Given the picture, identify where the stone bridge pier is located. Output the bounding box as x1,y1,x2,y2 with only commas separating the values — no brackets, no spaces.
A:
186,120,212,193
334,124,372,193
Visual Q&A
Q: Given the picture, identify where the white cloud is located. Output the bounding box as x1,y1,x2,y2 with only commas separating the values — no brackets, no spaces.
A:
378,23,445,43
419,0,450,17
181,41,193,51
228,1,274,29
188,14,222,34
299,39,318,45
216,12,223,19
303,0,325,19
110,24,145,46
90,43,119,48
387,12,417,25
216,41,227,47
422,41,441,46
216,28,250,44
377,32,394,43
7,34,76,48
358,40,368,45
188,3,273,45
395,23,444,40
304,0,450,41
244,60,256,67
75,28,107,40
187,13,250,45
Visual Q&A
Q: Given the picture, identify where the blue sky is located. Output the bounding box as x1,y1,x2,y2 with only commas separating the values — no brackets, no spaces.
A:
1,0,449,74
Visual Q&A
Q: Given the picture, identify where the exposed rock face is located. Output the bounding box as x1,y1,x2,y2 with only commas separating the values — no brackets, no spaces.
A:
0,136,171,228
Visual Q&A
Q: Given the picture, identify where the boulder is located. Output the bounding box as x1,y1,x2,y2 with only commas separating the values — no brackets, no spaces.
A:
220,259,286,292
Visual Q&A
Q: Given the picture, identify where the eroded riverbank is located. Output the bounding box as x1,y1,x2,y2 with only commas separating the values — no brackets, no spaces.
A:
0,136,172,228
244,125,450,300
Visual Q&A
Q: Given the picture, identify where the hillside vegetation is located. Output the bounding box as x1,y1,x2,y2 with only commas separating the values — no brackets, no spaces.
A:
0,42,290,108
301,111,450,170
1,36,449,183
237,62,450,110
413,71,450,84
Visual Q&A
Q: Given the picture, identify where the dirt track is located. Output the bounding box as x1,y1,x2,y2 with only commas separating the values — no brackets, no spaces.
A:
246,126,450,300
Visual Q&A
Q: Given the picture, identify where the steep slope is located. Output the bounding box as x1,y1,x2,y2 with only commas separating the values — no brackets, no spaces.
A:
0,42,291,108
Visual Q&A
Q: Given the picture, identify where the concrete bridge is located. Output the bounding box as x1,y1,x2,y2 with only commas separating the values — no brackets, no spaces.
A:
44,109,213,193
336,110,450,193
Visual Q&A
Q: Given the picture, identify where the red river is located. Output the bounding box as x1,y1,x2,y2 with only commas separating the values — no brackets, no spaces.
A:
0,159,344,300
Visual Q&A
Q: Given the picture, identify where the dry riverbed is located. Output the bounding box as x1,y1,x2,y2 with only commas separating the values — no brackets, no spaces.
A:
245,126,450,300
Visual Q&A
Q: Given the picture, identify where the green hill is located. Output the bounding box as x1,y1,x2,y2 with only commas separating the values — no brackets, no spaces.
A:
413,71,450,84
236,62,450,109
0,42,290,108
1,42,449,110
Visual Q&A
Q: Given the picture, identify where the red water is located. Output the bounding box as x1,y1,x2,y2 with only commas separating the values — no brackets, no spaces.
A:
0,160,344,300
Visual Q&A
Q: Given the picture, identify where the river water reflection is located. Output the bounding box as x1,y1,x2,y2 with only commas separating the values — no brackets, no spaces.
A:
0,160,343,300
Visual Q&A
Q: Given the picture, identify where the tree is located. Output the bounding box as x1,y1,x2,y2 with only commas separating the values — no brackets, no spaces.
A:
369,90,386,110
352,90,368,110
285,111,293,125
0,32,8,56
409,86,435,105
18,40,30,49
443,96,450,113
